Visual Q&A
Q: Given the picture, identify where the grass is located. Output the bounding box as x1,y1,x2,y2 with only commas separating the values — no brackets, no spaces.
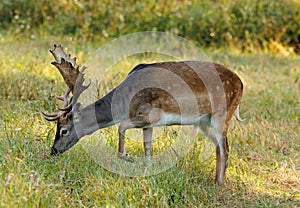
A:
0,36,299,207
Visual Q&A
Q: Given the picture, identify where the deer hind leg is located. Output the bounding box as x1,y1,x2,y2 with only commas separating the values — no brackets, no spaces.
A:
215,134,229,185
211,117,229,185
198,115,228,184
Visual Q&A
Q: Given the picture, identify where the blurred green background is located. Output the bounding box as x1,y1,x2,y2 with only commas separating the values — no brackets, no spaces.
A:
1,0,300,53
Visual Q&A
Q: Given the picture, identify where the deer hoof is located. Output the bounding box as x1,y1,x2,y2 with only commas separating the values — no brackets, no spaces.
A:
118,152,135,163
143,157,152,167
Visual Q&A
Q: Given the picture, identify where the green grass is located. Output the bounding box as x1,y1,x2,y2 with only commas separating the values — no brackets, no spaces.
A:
0,37,299,207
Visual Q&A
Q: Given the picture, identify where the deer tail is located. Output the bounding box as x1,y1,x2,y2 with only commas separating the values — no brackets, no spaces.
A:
234,105,245,122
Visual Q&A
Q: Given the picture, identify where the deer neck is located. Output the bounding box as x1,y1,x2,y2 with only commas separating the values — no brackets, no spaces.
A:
94,91,116,128
78,90,127,137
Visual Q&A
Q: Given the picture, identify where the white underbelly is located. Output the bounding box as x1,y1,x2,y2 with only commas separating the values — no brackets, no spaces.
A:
151,112,210,127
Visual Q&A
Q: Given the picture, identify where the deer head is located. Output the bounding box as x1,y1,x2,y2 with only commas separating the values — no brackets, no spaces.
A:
43,45,90,155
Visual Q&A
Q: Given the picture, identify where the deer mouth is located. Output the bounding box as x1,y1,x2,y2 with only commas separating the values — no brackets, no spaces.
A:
50,146,59,155
50,138,79,156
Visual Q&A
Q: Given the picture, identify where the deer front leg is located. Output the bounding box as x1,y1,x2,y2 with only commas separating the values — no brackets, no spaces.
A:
118,119,135,162
143,128,153,166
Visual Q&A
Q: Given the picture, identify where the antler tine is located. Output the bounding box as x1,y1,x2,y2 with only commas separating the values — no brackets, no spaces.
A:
71,66,91,105
42,111,63,121
56,87,73,111
55,87,70,108
42,111,60,118
72,81,91,105
42,87,71,121
50,45,76,67
58,103,72,111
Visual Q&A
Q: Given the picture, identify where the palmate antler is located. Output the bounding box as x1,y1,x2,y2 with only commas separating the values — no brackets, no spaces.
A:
43,45,90,121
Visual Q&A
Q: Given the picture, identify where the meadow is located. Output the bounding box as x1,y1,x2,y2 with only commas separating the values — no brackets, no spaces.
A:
0,36,299,207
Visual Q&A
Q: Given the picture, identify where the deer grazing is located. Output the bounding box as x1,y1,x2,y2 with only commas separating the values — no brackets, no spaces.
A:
43,45,243,184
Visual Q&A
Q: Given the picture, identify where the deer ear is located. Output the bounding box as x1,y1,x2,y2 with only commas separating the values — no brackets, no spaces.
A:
72,102,82,121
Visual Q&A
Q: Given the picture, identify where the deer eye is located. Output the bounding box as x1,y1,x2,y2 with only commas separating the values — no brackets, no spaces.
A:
60,128,69,137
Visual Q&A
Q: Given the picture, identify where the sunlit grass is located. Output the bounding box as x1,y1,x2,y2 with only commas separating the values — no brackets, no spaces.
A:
0,37,299,207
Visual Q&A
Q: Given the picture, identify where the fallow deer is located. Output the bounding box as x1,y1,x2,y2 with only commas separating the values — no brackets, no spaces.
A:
43,45,243,184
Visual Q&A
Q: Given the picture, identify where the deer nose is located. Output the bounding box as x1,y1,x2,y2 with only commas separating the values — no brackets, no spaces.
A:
50,147,58,155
